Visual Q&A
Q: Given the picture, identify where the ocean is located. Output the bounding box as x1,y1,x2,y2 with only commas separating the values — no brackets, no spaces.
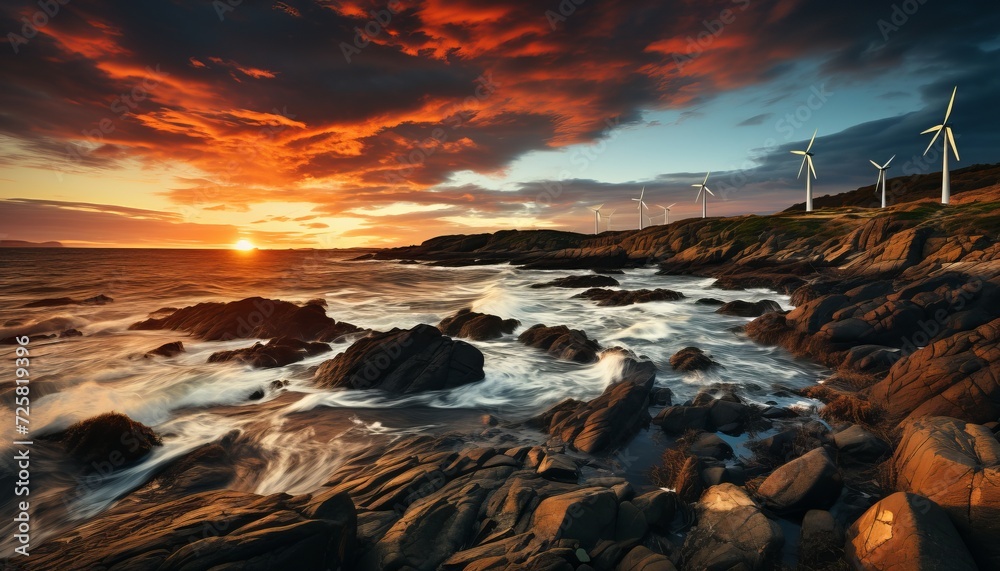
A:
0,248,826,548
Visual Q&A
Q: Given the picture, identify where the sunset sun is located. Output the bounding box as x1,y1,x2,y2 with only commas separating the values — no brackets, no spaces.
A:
233,239,255,251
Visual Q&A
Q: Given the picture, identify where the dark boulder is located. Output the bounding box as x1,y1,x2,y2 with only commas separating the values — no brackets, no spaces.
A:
437,308,519,341
833,424,891,465
60,328,83,338
518,324,601,364
575,288,685,307
681,484,783,571
208,337,331,368
669,346,718,372
689,433,734,461
715,299,783,318
24,294,113,308
49,412,162,465
145,341,185,358
695,298,725,306
531,275,620,289
756,447,843,515
314,324,485,394
652,406,711,434
130,297,360,342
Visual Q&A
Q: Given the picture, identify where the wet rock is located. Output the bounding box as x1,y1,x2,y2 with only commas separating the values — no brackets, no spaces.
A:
537,453,579,483
846,492,978,571
130,296,361,342
681,484,783,571
695,298,725,306
799,510,844,569
869,317,1000,425
437,308,520,341
531,275,620,289
304,297,328,307
49,412,162,465
689,433,733,461
652,406,711,434
715,299,782,318
518,324,602,364
618,545,676,571
314,324,484,394
60,328,83,338
248,388,265,400
631,489,679,532
24,294,113,307
833,424,890,465
575,288,685,307
209,337,332,368
756,447,842,515
532,487,618,547
145,341,185,358
669,347,718,372
892,416,1000,567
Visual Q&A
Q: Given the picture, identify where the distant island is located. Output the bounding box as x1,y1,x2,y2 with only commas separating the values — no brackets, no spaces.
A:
0,240,64,248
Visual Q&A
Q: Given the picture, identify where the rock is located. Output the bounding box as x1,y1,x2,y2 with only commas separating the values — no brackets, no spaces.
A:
617,546,676,571
681,484,783,571
868,318,1000,425
631,490,679,532
437,308,519,341
892,416,1000,567
833,425,891,465
208,337,331,368
24,294,113,307
145,341,185,358
799,510,843,569
531,275,620,289
531,487,618,547
60,328,83,338
696,298,725,306
248,388,265,400
575,288,685,307
48,412,162,465
715,299,782,318
669,347,718,372
756,447,842,515
130,297,360,342
652,406,711,434
689,433,733,461
518,324,602,364
846,492,978,571
533,354,656,454
314,324,484,394
537,453,579,483
305,297,328,307
29,486,357,570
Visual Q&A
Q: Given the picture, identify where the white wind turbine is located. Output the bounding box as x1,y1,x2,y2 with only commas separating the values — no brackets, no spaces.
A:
588,203,604,235
655,203,677,225
605,208,617,231
870,155,895,209
632,187,649,230
791,129,818,212
692,173,714,218
922,86,960,204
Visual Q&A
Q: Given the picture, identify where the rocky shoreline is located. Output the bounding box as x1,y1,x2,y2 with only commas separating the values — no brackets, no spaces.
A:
23,173,1000,570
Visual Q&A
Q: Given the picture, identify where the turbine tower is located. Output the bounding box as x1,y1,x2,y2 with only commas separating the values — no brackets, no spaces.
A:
922,86,960,204
632,187,649,230
692,173,714,218
605,208,616,231
870,155,895,209
588,203,604,235
655,203,677,225
791,129,818,212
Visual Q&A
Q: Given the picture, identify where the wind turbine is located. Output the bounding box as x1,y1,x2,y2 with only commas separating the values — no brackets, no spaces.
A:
632,187,649,230
605,208,617,231
588,203,604,235
791,129,818,212
655,203,677,225
692,173,714,218
870,155,895,209
922,86,960,204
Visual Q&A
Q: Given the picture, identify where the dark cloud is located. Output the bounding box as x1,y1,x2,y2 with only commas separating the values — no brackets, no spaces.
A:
737,113,773,127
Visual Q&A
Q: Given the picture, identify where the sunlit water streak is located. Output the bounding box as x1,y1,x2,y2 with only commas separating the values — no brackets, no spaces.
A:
0,248,826,547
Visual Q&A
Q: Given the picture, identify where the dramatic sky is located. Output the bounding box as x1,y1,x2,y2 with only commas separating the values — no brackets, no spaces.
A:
1,0,998,248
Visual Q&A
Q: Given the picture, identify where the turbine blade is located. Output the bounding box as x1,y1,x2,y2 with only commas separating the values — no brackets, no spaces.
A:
797,155,807,179
702,171,711,186
944,86,957,124
790,150,807,156
639,186,645,200
808,156,817,179
870,160,881,169
806,129,817,153
921,125,943,135
691,184,702,188
695,187,703,202
923,128,943,156
705,187,715,196
643,202,650,211
947,127,960,161
884,154,896,168
667,203,676,208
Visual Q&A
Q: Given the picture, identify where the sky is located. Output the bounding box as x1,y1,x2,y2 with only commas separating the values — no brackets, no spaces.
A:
0,0,998,248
